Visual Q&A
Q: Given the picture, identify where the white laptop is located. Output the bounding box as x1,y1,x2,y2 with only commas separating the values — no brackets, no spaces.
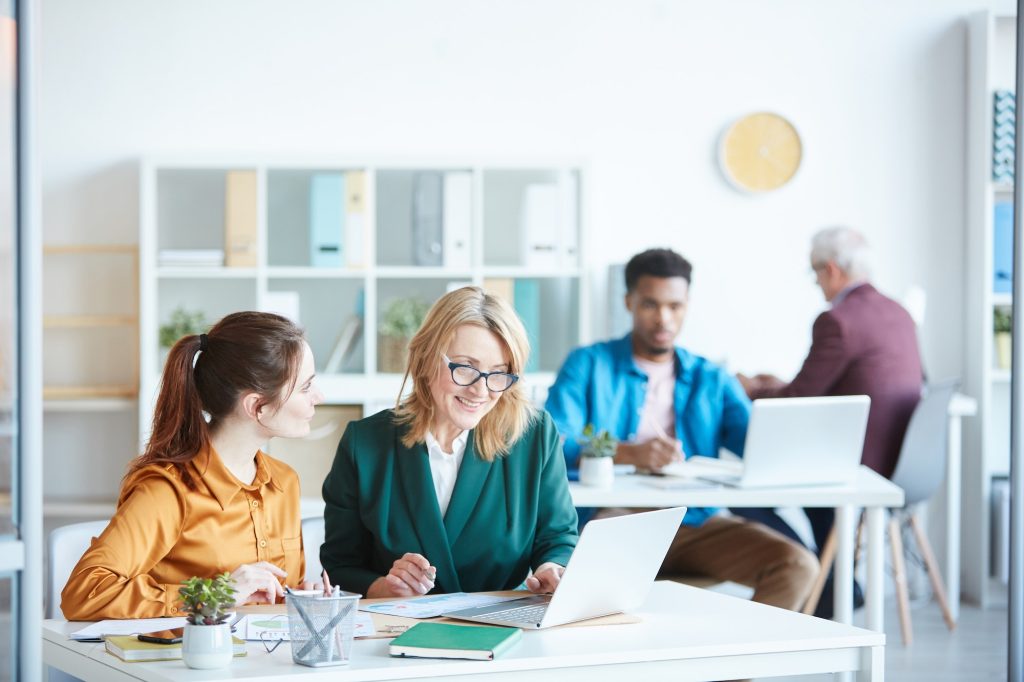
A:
697,395,870,488
442,506,686,629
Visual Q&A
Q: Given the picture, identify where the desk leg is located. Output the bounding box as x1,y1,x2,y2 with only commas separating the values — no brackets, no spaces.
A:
946,414,962,623
866,506,885,633
835,504,855,625
857,645,885,682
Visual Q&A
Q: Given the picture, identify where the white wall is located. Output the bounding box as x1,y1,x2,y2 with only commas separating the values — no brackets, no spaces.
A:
39,0,1012,384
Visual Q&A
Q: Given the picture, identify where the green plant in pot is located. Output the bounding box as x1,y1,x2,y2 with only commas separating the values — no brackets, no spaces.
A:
578,424,617,488
179,573,237,669
159,307,208,349
379,296,430,373
995,307,1012,370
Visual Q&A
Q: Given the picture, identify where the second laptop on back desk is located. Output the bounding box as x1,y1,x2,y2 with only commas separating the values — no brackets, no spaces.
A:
662,394,871,488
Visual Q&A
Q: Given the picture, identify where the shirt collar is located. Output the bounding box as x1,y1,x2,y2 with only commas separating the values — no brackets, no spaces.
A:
191,445,281,511
425,430,469,458
614,332,696,384
831,280,868,307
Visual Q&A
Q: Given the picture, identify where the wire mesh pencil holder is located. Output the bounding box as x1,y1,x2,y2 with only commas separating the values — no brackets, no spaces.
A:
285,591,360,667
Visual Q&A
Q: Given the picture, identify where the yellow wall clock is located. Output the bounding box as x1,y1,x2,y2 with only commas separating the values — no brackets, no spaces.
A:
719,112,802,192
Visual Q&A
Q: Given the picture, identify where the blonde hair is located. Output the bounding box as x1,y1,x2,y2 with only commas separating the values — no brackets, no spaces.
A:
394,287,535,461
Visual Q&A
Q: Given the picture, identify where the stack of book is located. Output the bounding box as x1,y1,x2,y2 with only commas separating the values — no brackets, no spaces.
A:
157,249,224,267
104,634,247,662
388,622,521,661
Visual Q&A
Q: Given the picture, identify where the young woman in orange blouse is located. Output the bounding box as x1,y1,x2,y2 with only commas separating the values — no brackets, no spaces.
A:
61,311,324,620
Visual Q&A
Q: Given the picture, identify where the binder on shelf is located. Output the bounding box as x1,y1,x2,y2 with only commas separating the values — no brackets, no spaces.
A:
225,170,258,267
262,290,301,324
344,170,366,268
310,174,345,268
443,172,473,269
483,278,514,305
412,172,444,266
994,200,1013,294
514,279,540,373
520,174,578,269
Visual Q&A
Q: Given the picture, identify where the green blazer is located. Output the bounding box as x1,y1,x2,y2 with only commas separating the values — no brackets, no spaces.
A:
320,409,579,595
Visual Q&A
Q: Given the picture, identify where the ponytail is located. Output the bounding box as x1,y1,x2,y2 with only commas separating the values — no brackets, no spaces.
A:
127,311,305,489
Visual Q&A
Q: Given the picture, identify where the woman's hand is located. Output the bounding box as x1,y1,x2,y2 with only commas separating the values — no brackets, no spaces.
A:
525,562,565,594
230,561,287,605
366,553,436,598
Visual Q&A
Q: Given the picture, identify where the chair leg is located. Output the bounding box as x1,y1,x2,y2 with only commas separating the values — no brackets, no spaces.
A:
889,515,913,645
802,524,838,615
908,512,957,631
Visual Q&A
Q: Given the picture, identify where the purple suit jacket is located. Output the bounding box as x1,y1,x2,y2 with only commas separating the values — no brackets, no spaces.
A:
750,283,923,478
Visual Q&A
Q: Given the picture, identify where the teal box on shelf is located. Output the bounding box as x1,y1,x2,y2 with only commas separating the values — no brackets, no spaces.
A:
994,201,1013,294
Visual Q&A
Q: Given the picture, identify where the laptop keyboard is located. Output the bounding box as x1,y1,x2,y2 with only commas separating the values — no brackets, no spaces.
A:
479,603,549,625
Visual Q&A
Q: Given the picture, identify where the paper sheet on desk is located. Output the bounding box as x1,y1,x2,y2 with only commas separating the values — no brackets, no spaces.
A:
656,456,742,479
360,592,522,618
237,612,375,640
69,617,188,641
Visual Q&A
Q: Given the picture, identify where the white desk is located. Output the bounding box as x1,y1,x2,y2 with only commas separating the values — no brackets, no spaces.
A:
44,581,885,681
570,466,904,634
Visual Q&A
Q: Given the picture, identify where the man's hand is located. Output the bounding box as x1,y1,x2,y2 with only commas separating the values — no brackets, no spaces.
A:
615,437,683,472
737,372,786,397
366,553,436,598
525,563,565,594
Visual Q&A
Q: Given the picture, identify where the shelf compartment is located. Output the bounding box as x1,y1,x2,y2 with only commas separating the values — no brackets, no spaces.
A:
265,278,365,374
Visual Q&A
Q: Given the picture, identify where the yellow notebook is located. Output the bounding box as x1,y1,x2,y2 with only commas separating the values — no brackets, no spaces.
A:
104,634,247,662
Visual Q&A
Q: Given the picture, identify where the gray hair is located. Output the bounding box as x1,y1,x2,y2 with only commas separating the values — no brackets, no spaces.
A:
810,227,871,280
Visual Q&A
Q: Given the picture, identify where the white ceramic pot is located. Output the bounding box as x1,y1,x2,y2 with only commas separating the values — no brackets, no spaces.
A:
579,456,615,489
182,623,233,670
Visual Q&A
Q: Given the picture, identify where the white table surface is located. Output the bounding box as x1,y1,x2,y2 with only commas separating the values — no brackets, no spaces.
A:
44,581,885,682
570,465,904,637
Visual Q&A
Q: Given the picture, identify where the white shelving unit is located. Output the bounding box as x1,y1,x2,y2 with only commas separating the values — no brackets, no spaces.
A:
964,10,1015,608
139,157,589,490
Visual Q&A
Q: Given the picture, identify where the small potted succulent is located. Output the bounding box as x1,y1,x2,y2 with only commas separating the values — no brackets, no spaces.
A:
379,296,431,373
578,424,617,489
995,307,1012,370
179,573,237,669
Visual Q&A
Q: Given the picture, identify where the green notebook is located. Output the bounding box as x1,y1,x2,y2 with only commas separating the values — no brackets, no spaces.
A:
388,622,522,661
104,634,247,662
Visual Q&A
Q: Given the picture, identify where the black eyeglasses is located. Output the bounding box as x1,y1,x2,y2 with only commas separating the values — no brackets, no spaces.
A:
443,354,519,392
259,630,285,653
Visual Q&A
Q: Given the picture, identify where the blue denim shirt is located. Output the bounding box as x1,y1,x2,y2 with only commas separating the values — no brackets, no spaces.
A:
545,333,751,527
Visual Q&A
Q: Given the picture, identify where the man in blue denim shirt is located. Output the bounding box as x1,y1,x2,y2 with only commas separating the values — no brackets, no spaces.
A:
546,248,817,611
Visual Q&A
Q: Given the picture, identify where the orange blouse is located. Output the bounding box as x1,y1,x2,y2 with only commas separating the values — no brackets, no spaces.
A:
61,447,306,621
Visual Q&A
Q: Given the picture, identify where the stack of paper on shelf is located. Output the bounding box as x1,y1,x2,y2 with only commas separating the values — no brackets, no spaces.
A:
157,249,224,267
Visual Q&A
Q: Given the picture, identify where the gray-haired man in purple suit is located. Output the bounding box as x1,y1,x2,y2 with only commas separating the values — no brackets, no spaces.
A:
737,226,924,617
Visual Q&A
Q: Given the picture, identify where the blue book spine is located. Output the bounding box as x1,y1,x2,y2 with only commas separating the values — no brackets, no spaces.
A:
994,201,1014,294
514,279,541,373
310,174,345,268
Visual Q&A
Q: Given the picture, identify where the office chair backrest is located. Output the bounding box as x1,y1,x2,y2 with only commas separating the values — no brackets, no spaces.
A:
47,520,109,620
301,516,325,585
890,380,959,507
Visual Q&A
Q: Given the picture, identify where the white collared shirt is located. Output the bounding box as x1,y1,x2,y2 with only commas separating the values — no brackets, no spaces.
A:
425,430,468,517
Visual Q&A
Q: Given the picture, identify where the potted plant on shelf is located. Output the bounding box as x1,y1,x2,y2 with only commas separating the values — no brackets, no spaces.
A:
995,307,1012,370
179,573,237,669
379,296,430,373
578,424,617,489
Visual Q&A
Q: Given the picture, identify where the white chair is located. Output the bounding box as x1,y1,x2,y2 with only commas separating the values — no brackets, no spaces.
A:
301,516,325,585
47,520,108,682
47,520,108,620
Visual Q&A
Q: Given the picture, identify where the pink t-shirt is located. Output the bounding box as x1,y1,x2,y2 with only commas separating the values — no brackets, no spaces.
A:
633,356,677,444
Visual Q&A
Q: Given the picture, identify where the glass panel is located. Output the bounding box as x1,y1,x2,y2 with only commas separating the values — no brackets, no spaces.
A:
376,169,473,269
267,168,367,268
482,169,579,269
266,279,365,374
0,0,16,540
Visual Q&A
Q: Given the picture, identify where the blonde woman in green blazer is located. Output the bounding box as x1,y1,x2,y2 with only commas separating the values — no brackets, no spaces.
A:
321,287,578,598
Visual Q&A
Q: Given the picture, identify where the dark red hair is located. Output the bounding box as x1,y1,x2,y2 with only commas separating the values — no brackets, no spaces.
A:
128,311,306,488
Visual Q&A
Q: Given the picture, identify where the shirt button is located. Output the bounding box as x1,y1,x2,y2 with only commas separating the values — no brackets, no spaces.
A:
252,500,260,508
259,539,267,548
